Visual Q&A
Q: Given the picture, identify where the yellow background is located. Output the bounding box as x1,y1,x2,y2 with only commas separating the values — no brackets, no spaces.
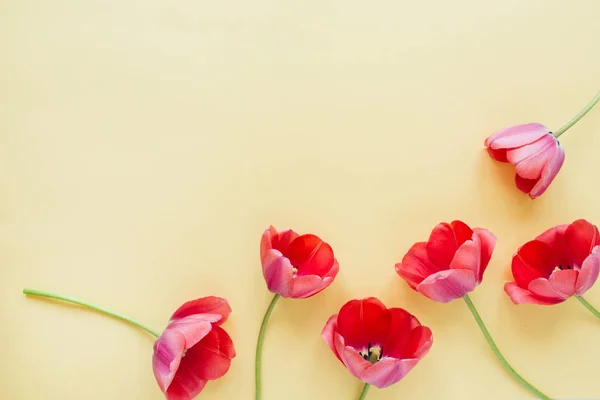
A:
2,1,600,399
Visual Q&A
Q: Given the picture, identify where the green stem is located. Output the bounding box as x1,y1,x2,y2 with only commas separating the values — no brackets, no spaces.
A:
463,294,551,400
575,295,600,320
255,294,280,400
554,90,600,138
357,383,370,400
23,289,160,338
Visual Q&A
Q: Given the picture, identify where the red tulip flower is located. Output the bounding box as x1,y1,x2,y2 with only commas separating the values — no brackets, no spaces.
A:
395,221,552,400
22,290,235,400
260,225,339,299
505,219,600,319
153,297,236,400
256,226,339,399
322,298,432,396
484,90,600,199
395,220,496,303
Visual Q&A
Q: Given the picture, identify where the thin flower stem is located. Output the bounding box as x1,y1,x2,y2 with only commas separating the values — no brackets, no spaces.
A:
357,383,370,400
23,289,160,338
575,295,600,320
554,90,600,138
255,294,280,400
463,294,551,400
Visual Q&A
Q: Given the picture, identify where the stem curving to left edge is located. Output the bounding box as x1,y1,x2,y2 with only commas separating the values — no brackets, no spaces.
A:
23,289,160,338
463,294,551,400
255,294,280,400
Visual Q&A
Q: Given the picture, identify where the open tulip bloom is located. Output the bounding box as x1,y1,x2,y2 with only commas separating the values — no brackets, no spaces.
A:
322,298,433,399
395,220,552,400
485,90,600,199
23,290,235,400
255,226,339,399
505,219,600,320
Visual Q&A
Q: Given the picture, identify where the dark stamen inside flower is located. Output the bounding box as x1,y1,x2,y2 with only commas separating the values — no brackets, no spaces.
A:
360,344,383,364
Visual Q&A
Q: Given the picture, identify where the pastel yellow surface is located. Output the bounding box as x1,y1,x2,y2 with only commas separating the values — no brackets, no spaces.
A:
2,1,600,399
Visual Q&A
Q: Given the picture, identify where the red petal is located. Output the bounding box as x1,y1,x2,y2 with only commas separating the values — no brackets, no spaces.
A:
260,226,299,262
511,240,556,288
564,219,600,267
336,298,391,349
381,308,421,359
286,234,335,277
396,242,443,289
473,228,497,281
170,297,232,325
164,375,207,400
405,326,433,359
184,326,235,381
486,147,508,162
426,221,473,268
515,174,538,194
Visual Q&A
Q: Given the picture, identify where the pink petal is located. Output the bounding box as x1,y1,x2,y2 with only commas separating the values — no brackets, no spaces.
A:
528,278,568,300
153,329,186,392
511,135,556,179
396,242,443,289
449,238,481,278
549,269,578,298
504,282,564,305
359,358,419,389
261,250,293,297
321,315,341,362
186,325,235,381
529,143,565,199
334,333,370,379
290,274,328,299
170,297,232,325
485,123,549,149
165,315,219,349
416,269,477,303
576,247,600,295
473,228,496,281
260,226,298,262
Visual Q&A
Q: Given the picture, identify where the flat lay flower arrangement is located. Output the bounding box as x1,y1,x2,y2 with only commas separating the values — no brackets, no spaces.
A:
22,91,600,399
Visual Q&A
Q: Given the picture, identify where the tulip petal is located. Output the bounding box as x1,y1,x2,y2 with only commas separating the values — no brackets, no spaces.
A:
416,269,477,303
485,123,549,149
260,226,299,262
185,325,235,381
486,146,508,162
549,269,578,298
334,333,371,379
164,376,207,400
337,298,391,349
170,297,232,324
360,358,419,389
450,238,481,278
166,315,219,349
511,240,556,289
426,222,473,268
515,174,538,194
396,242,443,289
529,143,565,199
406,326,433,359
473,228,496,280
321,315,342,362
287,234,335,277
261,250,293,297
504,282,564,305
576,248,600,294
290,274,328,299
510,135,556,179
564,219,600,267
536,224,569,247
153,329,186,392
529,278,568,300
381,308,414,359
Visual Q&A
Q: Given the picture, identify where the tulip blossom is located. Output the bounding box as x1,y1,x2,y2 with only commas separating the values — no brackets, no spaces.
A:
22,290,235,400
255,225,339,399
484,90,600,199
153,297,236,400
322,298,432,397
260,225,339,299
395,221,552,400
505,219,600,320
395,220,496,303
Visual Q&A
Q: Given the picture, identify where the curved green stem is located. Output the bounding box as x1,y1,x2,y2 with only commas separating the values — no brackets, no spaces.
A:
357,383,370,400
575,295,600,320
255,294,280,400
23,289,160,338
463,294,551,400
554,90,600,138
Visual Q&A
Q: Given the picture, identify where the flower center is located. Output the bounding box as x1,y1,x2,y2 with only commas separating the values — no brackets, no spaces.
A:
182,349,187,357
359,343,383,364
553,264,573,274
292,267,298,274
